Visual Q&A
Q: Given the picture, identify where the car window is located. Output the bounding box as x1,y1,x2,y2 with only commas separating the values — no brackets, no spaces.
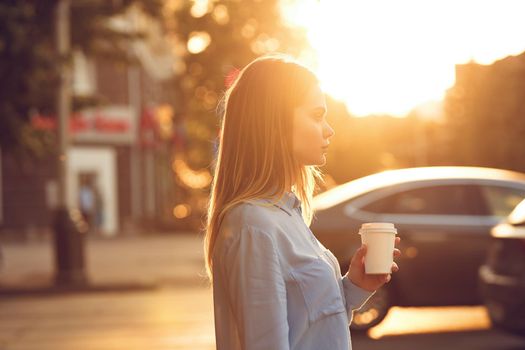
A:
480,185,525,217
361,185,482,215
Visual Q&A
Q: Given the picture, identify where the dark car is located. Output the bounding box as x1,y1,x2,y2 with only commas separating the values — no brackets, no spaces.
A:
479,199,525,337
310,166,525,330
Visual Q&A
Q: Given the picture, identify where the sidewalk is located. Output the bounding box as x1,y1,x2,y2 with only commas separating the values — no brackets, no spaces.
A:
0,232,208,292
0,233,216,350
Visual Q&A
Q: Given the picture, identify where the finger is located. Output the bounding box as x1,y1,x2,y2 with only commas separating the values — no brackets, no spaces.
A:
395,236,401,245
384,274,392,283
394,248,401,258
374,274,388,283
350,245,367,274
351,244,367,265
391,262,399,273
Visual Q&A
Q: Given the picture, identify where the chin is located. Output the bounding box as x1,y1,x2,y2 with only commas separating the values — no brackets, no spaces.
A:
313,155,327,166
299,154,326,166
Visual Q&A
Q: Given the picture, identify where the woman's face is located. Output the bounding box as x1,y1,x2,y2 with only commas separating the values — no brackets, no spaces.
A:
292,84,335,166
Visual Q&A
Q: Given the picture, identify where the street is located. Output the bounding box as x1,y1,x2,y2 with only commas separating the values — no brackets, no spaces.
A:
1,233,524,349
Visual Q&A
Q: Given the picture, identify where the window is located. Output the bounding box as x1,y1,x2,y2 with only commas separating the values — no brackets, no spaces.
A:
480,185,525,217
361,185,482,215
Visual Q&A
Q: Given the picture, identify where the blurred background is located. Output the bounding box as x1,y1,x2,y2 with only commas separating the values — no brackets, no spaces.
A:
1,0,525,349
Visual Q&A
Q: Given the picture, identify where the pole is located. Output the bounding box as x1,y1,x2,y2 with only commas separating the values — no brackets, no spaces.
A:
127,7,143,232
128,65,142,225
56,0,71,206
54,0,88,286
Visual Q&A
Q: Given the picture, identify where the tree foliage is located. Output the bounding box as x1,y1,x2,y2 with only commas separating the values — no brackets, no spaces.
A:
166,0,311,169
0,0,163,155
445,53,525,172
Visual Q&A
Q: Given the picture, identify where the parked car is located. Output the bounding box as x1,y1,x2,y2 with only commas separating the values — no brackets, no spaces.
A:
479,198,525,337
310,166,525,330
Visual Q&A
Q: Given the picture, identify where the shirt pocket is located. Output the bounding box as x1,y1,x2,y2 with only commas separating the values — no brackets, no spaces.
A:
290,258,346,325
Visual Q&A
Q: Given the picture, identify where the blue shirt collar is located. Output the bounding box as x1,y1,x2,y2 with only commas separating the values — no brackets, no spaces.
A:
263,191,301,216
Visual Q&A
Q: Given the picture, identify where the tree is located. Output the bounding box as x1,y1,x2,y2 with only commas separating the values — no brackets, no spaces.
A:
0,1,57,156
166,0,311,170
445,52,525,172
0,0,163,157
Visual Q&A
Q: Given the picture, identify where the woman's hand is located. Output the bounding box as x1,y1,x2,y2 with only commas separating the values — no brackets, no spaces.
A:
347,236,401,292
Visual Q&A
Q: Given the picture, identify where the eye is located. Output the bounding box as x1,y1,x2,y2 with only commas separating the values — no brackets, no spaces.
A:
312,113,324,121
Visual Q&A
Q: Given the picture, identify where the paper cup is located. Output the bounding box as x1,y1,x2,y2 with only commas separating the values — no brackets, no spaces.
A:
359,222,397,274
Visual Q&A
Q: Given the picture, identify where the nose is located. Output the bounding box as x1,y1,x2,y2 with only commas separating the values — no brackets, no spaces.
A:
323,121,335,139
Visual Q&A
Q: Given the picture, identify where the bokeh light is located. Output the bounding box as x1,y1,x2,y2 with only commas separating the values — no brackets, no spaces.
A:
172,158,212,189
187,31,211,54
173,204,191,219
212,4,230,25
190,0,210,18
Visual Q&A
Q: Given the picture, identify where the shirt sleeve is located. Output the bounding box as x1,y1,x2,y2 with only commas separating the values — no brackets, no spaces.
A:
222,226,290,350
341,274,375,324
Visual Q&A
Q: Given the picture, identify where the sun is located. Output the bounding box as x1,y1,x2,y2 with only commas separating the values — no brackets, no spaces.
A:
281,0,525,117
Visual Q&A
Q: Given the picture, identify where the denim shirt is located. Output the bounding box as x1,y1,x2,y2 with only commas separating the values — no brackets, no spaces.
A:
212,192,374,350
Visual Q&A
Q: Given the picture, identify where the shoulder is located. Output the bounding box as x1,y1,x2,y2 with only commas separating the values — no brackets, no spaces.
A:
215,201,286,261
213,200,293,267
217,198,293,247
222,199,283,234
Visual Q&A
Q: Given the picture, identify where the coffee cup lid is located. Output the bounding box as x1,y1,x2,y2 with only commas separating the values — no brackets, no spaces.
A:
361,222,395,230
359,222,397,234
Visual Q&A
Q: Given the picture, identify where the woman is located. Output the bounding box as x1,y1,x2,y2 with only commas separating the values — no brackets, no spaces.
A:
205,54,401,350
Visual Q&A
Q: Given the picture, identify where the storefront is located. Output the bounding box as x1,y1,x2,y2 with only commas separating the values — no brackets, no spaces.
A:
0,105,137,237
67,105,137,236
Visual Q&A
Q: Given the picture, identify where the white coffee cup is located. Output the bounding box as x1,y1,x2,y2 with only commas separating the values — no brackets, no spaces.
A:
358,222,397,274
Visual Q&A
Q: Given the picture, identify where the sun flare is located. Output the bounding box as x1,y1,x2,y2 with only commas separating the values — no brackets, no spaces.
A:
282,0,525,117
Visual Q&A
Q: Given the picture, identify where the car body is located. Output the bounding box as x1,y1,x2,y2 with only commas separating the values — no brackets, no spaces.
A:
310,166,525,330
479,199,525,337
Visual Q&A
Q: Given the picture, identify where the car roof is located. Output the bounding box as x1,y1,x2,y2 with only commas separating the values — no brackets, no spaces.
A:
313,166,525,210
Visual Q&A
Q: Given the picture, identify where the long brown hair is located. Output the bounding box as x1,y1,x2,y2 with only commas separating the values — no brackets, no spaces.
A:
204,54,322,279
